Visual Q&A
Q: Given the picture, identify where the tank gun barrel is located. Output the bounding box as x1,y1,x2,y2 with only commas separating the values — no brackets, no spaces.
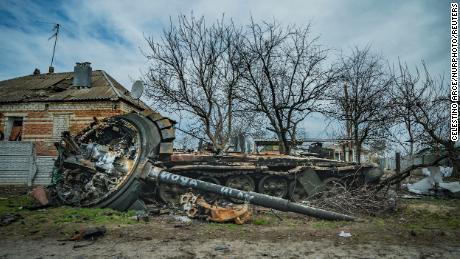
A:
146,166,355,221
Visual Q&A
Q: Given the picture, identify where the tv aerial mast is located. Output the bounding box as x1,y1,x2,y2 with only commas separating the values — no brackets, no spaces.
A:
48,23,60,73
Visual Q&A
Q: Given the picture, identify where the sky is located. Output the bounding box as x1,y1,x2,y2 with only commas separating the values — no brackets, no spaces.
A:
0,0,451,140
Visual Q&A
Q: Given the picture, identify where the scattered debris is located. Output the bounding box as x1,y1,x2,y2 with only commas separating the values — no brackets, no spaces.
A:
0,213,23,226
130,211,149,222
214,244,231,253
30,186,49,206
438,166,453,178
180,192,252,224
400,194,421,199
173,215,192,224
406,166,460,197
63,226,107,241
439,182,460,198
338,230,352,238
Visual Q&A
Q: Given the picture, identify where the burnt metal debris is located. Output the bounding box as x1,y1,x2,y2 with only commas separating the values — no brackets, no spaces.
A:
180,192,252,224
55,117,140,207
52,112,383,221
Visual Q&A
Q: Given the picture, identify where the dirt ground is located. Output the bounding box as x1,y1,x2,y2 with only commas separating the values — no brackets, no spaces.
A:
0,188,459,258
1,236,459,259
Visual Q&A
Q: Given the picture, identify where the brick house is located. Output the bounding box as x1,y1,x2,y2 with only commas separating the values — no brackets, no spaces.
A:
0,62,150,185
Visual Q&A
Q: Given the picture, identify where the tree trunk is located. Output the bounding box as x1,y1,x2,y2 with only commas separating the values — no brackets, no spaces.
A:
356,143,362,164
448,151,460,178
278,131,290,155
353,124,361,164
227,86,233,145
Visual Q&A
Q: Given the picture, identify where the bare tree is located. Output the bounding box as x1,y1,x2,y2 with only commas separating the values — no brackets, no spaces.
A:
144,15,245,152
393,62,458,176
326,46,393,164
388,61,424,157
238,19,334,154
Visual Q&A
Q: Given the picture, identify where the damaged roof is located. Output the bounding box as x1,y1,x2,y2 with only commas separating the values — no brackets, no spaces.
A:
0,70,146,109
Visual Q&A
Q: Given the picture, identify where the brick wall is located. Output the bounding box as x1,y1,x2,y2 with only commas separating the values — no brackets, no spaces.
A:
0,100,140,156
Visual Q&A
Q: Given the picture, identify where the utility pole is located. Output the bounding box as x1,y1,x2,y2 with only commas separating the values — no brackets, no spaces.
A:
343,80,353,162
395,152,401,191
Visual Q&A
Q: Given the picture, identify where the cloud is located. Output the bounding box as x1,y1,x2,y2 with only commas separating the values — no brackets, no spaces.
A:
0,0,450,138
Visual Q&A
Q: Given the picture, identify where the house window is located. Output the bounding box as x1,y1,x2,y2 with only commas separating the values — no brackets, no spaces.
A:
53,114,70,139
5,117,23,141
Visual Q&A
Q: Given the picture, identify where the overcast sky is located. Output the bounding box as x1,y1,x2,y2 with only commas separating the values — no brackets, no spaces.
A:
0,0,451,139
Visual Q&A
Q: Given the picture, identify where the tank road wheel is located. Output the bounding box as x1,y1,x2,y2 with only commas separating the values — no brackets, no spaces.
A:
258,175,288,198
196,176,221,202
288,180,308,202
225,175,255,203
158,182,186,204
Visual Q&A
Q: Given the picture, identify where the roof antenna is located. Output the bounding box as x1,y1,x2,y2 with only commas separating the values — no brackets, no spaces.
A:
48,23,60,73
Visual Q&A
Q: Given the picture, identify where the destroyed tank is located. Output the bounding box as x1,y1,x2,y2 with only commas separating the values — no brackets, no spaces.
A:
155,152,381,204
53,111,382,211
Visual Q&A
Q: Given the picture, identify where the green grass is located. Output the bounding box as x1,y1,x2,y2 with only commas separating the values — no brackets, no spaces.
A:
253,218,270,225
0,195,139,230
399,198,460,231
1,194,459,243
0,195,36,213
51,207,137,224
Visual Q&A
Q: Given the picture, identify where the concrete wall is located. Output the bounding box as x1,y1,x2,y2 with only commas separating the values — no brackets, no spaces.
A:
379,154,442,171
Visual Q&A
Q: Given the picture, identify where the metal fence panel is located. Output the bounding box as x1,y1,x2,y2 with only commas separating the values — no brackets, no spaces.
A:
0,142,35,185
34,156,55,185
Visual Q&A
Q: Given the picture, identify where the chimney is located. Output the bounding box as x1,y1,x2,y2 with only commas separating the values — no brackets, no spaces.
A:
48,66,54,73
73,62,92,87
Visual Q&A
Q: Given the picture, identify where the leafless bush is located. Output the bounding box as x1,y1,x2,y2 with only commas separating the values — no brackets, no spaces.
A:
306,180,398,216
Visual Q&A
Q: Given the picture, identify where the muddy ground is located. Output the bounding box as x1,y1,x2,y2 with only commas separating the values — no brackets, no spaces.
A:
0,188,459,258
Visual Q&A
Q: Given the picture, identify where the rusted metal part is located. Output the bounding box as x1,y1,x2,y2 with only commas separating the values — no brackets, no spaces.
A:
30,186,49,206
180,192,252,224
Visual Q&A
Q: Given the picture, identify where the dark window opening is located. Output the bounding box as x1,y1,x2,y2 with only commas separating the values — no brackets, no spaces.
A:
8,117,23,141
